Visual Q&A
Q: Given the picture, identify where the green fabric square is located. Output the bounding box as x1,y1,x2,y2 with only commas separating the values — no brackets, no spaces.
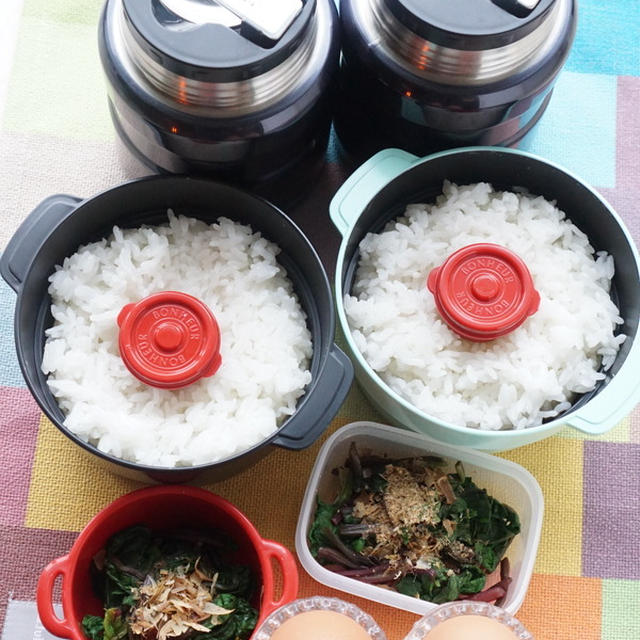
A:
2,18,113,142
23,0,103,26
602,579,640,640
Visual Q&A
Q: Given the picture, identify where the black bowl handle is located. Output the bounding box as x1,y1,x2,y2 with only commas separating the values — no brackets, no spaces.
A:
272,346,354,450
0,194,82,292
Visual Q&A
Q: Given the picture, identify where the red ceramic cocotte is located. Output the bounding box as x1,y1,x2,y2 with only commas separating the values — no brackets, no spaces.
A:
36,486,298,640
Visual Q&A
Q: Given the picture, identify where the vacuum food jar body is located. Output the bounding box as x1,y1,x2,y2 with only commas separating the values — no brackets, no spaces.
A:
99,0,339,203
335,0,576,160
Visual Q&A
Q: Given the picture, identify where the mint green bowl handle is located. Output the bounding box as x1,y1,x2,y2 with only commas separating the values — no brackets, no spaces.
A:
565,337,640,434
329,148,419,236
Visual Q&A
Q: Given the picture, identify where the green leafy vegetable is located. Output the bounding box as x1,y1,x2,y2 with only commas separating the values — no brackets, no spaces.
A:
195,594,259,640
308,445,521,605
81,526,258,640
350,537,366,553
443,474,521,573
215,564,253,597
103,609,127,640
81,615,104,640
308,498,337,556
457,566,487,594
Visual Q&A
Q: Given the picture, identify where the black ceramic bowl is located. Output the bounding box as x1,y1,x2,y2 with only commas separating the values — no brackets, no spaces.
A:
0,176,353,482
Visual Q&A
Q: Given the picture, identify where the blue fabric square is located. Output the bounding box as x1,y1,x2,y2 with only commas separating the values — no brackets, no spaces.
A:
566,0,640,77
0,276,26,388
519,71,617,189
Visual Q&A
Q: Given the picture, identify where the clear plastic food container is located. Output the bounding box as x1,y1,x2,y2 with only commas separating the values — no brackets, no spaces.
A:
295,421,543,617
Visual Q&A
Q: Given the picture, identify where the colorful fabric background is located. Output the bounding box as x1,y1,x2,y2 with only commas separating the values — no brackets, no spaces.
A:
1,1,639,639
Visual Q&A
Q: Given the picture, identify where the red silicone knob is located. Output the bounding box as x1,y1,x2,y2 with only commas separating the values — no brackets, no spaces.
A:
427,243,540,342
117,291,222,389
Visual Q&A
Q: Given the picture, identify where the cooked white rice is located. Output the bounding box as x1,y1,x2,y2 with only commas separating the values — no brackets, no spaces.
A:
42,212,313,466
344,182,625,430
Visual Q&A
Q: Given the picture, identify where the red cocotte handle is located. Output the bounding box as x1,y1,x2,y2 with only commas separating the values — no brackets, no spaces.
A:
427,243,540,342
118,291,222,389
258,539,299,623
36,555,75,639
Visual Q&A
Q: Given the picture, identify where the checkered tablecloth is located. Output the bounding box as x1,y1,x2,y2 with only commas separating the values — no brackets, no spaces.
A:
1,1,639,639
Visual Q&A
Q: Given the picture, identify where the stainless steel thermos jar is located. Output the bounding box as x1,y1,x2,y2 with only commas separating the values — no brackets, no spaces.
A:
334,0,577,158
99,0,339,200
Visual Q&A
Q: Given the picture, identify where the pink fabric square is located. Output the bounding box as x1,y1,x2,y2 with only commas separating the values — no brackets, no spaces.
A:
0,386,41,526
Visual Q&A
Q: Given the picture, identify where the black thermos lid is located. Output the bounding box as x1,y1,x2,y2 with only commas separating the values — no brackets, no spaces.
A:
122,0,316,83
383,0,557,49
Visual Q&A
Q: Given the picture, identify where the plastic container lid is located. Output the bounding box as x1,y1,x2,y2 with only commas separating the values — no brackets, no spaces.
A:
427,243,540,342
117,291,221,389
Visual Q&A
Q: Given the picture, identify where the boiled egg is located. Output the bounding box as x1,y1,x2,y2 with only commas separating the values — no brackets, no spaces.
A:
424,614,520,639
270,610,372,640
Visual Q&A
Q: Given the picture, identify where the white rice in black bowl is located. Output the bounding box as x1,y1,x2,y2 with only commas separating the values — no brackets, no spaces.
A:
41,212,313,467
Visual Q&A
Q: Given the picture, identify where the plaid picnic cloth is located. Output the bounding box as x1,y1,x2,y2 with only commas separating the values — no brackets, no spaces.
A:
1,1,638,638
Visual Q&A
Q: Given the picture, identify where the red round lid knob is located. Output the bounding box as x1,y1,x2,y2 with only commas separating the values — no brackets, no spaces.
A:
117,291,222,389
426,243,540,342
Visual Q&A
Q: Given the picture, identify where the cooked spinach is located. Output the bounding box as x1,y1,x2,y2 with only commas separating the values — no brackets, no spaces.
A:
197,594,259,640
81,614,105,640
81,526,258,640
308,498,338,555
309,444,521,604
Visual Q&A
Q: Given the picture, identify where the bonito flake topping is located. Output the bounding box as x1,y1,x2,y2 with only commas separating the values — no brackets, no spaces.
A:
128,561,234,640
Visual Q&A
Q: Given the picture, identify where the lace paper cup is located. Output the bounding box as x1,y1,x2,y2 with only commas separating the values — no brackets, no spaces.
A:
253,596,387,640
404,601,533,640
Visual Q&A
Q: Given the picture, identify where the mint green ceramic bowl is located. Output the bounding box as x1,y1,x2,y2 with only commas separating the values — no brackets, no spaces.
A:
330,147,640,451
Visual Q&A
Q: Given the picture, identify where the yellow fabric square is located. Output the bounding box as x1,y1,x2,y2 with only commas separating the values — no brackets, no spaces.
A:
337,380,386,423
501,436,583,576
201,413,355,549
25,410,355,536
26,415,142,532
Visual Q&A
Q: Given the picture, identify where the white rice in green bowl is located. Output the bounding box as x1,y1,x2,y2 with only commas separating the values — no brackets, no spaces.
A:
41,212,313,467
344,181,625,430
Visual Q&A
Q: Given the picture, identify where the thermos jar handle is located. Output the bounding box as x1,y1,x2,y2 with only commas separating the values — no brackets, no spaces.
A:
329,148,419,236
273,347,353,450
0,194,82,292
566,343,640,434
36,555,74,639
